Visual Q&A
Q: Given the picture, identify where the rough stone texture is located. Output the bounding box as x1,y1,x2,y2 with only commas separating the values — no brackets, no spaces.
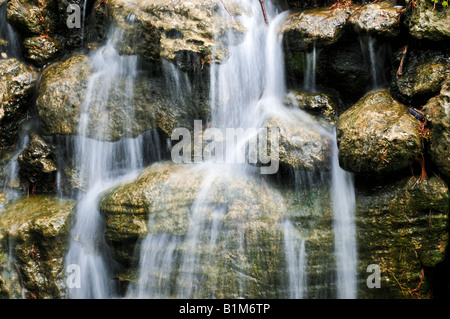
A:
23,36,62,67
263,113,332,172
18,133,58,192
348,1,402,37
36,54,91,137
284,90,339,123
0,58,37,148
283,5,356,51
356,176,449,299
0,195,75,298
407,0,450,41
6,0,60,36
107,0,244,68
36,54,209,141
391,48,449,105
422,78,450,178
337,89,422,175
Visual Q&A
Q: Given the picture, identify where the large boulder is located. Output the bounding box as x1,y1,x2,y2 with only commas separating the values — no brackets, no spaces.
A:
337,89,422,175
23,35,62,67
6,0,60,36
36,54,91,137
422,78,450,178
391,48,449,105
36,54,208,141
356,176,449,298
0,58,37,148
107,0,245,68
348,1,402,37
284,90,339,123
0,195,75,298
263,112,332,172
18,133,58,193
100,162,287,298
407,0,450,41
99,162,337,298
283,5,355,51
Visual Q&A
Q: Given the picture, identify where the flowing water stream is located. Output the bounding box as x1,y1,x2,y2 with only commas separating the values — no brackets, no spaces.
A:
0,2,21,59
126,0,357,299
61,0,357,299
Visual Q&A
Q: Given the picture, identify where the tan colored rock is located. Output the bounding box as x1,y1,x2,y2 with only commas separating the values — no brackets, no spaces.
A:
0,195,75,298
337,89,422,175
108,0,245,67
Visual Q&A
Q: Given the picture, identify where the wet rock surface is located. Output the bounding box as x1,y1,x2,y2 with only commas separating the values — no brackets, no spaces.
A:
337,89,422,175
0,195,75,298
391,47,449,105
422,78,450,179
36,53,209,141
0,58,37,149
284,90,339,123
107,0,245,68
100,161,337,298
23,36,62,67
407,0,450,41
18,133,57,193
356,176,449,298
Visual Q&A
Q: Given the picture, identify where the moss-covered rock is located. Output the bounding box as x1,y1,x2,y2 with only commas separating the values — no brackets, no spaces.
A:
0,58,37,148
23,35,62,67
6,0,60,36
356,176,449,298
407,0,450,41
263,112,332,172
100,162,287,297
107,0,244,69
348,1,402,38
18,133,58,193
284,90,339,123
337,89,422,175
0,195,75,298
283,5,355,51
422,78,450,178
391,48,449,105
36,54,209,141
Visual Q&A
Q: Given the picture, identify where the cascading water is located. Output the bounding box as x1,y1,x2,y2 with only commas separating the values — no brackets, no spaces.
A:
331,134,357,299
0,2,21,59
64,26,162,298
127,0,357,299
359,34,389,89
304,42,317,92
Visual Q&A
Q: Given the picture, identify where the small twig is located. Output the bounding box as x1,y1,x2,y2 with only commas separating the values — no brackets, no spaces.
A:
428,209,432,232
219,0,232,17
259,0,269,24
396,44,408,78
13,263,24,290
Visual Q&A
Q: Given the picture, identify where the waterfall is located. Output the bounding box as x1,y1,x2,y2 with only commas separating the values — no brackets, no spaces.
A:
359,34,388,89
128,0,357,299
64,26,162,298
283,220,307,299
0,2,21,58
331,134,357,299
1,125,30,203
304,42,317,92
